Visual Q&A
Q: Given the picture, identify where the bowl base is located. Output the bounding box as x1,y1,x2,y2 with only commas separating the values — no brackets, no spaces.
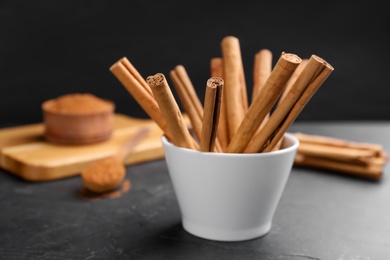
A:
182,220,272,242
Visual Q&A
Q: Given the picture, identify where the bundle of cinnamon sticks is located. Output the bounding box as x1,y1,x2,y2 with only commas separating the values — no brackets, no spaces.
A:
109,36,389,180
292,132,388,180
109,35,335,155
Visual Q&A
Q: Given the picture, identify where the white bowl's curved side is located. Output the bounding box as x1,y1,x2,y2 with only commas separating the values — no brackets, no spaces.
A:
161,133,299,241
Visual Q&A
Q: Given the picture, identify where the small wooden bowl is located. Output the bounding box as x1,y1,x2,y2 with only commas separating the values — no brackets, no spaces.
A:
42,93,115,145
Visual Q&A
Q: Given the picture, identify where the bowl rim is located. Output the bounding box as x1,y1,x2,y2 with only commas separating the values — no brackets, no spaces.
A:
161,133,299,158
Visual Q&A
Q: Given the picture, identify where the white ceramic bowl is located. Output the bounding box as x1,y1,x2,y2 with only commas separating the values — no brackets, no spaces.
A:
161,133,299,242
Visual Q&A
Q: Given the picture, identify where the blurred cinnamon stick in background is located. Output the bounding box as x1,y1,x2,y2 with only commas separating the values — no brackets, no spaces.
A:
221,36,248,141
252,49,273,136
293,132,388,181
252,49,273,103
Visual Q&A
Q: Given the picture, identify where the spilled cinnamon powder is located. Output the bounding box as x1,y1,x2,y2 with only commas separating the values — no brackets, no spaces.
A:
79,179,132,201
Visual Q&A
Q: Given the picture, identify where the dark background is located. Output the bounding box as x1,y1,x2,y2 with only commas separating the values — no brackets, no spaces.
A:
0,0,389,126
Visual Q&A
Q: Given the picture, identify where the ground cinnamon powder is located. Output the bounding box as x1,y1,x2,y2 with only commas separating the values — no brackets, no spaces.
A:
43,93,114,114
42,93,115,144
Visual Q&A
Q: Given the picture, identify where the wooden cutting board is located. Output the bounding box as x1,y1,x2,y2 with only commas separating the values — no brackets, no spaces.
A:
0,114,165,182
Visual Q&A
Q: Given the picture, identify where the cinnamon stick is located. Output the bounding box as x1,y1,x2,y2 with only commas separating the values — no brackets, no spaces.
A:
226,52,302,153
252,49,273,102
211,58,229,151
245,55,331,153
146,73,196,150
294,153,384,181
221,36,248,140
252,49,273,140
293,132,387,180
211,58,224,78
172,65,204,121
264,59,333,153
119,57,154,97
297,142,377,165
293,132,385,155
109,57,173,142
200,77,224,152
272,59,308,151
170,65,222,152
278,59,309,104
169,67,203,141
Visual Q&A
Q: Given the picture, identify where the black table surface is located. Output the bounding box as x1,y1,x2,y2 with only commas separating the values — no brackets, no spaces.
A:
1,121,390,260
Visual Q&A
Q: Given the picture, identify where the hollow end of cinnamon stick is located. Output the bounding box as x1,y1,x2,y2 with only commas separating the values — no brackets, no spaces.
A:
207,77,224,89
147,72,196,150
146,73,165,88
312,54,334,71
281,52,302,64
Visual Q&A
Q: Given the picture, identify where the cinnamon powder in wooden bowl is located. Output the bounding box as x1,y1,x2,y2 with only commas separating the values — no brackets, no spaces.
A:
42,93,115,145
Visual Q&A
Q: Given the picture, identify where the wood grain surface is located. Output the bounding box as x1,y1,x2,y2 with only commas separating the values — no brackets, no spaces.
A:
0,114,165,182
